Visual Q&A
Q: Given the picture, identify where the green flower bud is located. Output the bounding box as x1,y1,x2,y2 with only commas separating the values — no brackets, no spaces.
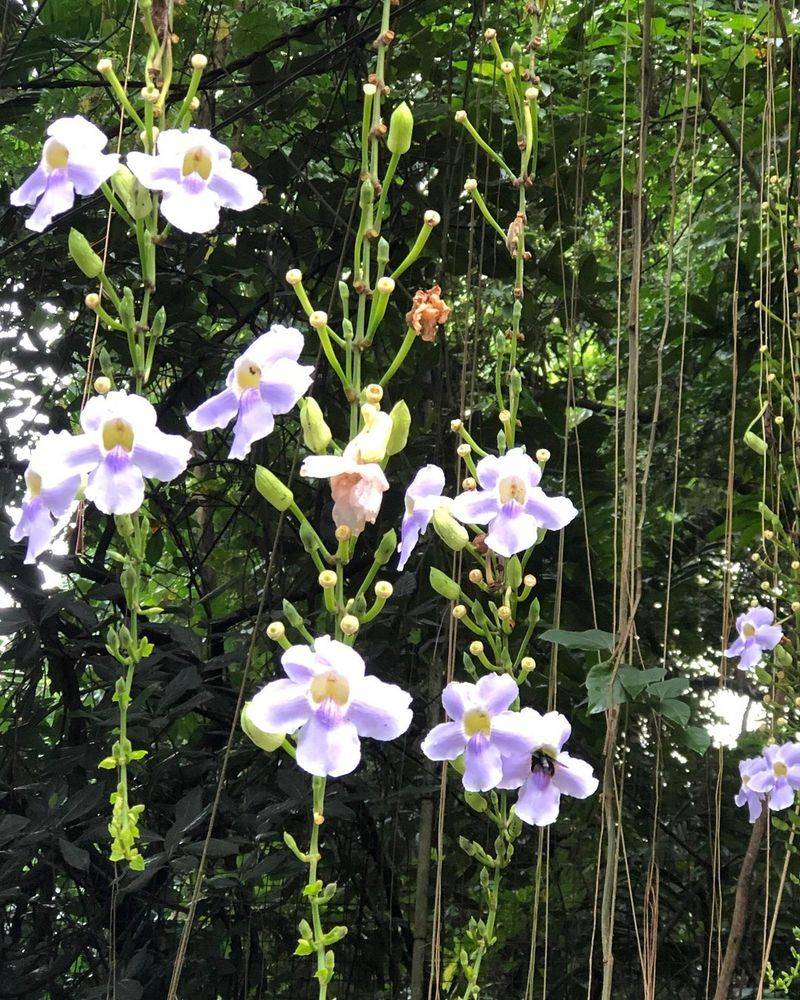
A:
299,519,322,554
464,791,488,813
385,400,411,456
111,166,153,220
744,430,768,456
775,643,792,667
119,287,136,331
300,398,332,454
375,528,398,565
68,229,104,278
430,566,462,601
505,555,523,589
255,466,294,511
359,179,374,209
432,507,469,552
241,701,285,752
387,101,414,155
282,599,305,629
150,306,166,341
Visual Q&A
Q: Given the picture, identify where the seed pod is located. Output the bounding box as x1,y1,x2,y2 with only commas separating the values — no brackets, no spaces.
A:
68,229,104,278
254,466,294,511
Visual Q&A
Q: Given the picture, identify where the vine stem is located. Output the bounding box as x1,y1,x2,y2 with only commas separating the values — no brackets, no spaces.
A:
308,775,329,999
459,851,504,1000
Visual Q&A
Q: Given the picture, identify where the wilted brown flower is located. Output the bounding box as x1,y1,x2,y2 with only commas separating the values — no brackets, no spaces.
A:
405,285,451,342
506,211,526,257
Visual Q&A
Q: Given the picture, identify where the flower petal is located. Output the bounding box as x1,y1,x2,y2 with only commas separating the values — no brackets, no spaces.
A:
66,154,120,195
10,498,55,564
421,721,465,761
85,448,145,515
229,387,275,459
463,737,503,792
484,503,539,557
474,454,502,489
249,677,311,733
552,752,598,799
769,779,796,811
536,711,572,753
246,326,306,366
39,475,81,517
524,486,579,531
724,637,745,658
186,387,240,432
737,641,763,670
515,771,561,826
59,434,103,475
49,115,109,152
449,487,500,525
407,464,446,505
747,606,775,628
126,150,182,193
296,715,361,778
346,675,413,741
133,427,191,482
491,712,537,757
313,635,365,682
301,455,351,479
441,681,472,722
281,645,318,685
161,185,221,234
258,358,313,414
755,625,782,651
397,508,431,570
475,673,518,715
497,752,532,790
25,172,75,232
11,164,48,207
208,163,262,211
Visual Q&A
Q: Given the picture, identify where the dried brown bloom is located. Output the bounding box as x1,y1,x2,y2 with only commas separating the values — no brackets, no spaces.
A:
506,211,526,257
405,285,451,343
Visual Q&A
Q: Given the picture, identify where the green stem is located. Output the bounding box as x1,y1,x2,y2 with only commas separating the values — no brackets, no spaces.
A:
458,116,515,177
379,328,416,386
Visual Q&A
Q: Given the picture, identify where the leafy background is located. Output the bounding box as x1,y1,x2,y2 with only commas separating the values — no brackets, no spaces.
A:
0,0,795,997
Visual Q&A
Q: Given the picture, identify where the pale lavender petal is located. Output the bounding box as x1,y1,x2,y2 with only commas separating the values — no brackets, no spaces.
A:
737,641,763,670
449,488,500,525
747,606,775,628
780,744,800,767
85,448,144,515
26,172,74,232
133,427,191,482
296,715,361,778
524,487,579,531
161,184,221,234
515,771,561,826
441,681,472,722
246,326,305,366
40,475,81,517
463,737,503,792
126,150,182,193
421,721,465,761
724,637,746,658
755,625,782,651
397,508,430,570
769,780,795,811
49,115,108,152
484,503,538,557
186,387,240,432
497,752,532,790
346,675,413,740
474,454,502,489
10,498,54,564
258,358,313,414
491,713,536,757
208,163,262,211
66,154,120,195
229,388,275,459
407,464,446,505
281,645,318,684
313,636,365,682
503,447,541,487
748,770,775,795
248,678,310,732
10,164,48,207
552,752,598,799
59,434,103,474
537,711,572,752
746,791,763,823
475,673,518,715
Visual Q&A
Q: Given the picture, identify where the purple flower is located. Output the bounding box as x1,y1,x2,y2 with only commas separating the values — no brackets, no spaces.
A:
57,390,191,515
11,116,121,232
734,756,769,822
499,709,598,826
420,675,533,792
127,128,261,234
746,743,800,812
247,635,413,777
449,447,578,558
397,464,446,570
724,606,783,670
186,325,313,459
10,432,82,563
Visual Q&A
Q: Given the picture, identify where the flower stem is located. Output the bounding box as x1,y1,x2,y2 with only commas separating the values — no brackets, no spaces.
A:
379,328,416,387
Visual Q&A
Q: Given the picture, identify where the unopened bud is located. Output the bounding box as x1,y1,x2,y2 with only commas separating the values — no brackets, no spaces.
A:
111,165,153,220
774,415,785,426
365,383,383,404
457,443,471,458
266,621,286,641
433,506,469,552
375,581,393,600
525,86,539,101
241,702,285,752
376,276,395,295
792,560,800,570
189,97,200,111
309,310,328,329
463,178,478,193
455,109,468,124
68,229,104,278
85,292,101,310
385,399,411,456
451,418,464,432
536,448,550,463
462,477,477,491
484,27,497,40
792,601,800,612
254,466,293,511
523,574,536,588
469,640,484,656
500,60,514,74
94,376,112,395
498,605,512,621
335,525,352,543
300,397,332,454
286,268,303,285
340,614,360,635
318,570,337,590
452,604,467,620
424,209,441,227
468,569,483,584
521,656,535,672
499,409,511,424
363,83,377,97
141,87,159,103
97,58,113,74
191,53,208,70
764,529,775,540
387,101,414,155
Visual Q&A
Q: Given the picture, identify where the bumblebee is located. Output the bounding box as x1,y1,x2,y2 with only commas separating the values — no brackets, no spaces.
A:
531,750,556,777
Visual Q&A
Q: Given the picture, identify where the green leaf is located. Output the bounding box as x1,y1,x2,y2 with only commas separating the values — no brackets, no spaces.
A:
683,726,712,755
658,698,691,728
648,677,691,700
618,666,665,699
540,628,615,652
585,661,627,714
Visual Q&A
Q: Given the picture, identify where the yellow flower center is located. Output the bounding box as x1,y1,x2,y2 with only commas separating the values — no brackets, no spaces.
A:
498,474,527,505
540,744,557,759
182,146,213,180
774,761,788,777
236,361,262,390
742,623,756,638
309,670,350,706
102,418,135,453
463,708,491,738
27,470,43,497
45,140,69,171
